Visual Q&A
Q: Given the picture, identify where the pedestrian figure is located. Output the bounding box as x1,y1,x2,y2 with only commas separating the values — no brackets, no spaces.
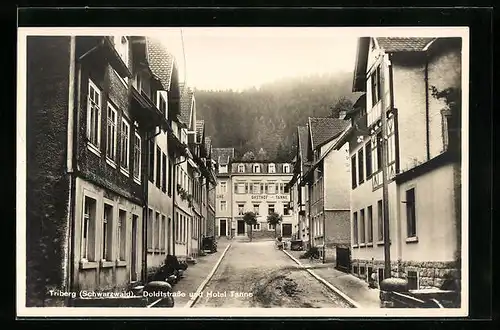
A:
368,270,377,288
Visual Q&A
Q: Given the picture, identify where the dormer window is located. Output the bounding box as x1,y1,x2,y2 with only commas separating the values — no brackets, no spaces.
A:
283,164,290,173
253,164,261,173
156,91,168,116
238,164,245,173
219,164,228,174
268,163,276,173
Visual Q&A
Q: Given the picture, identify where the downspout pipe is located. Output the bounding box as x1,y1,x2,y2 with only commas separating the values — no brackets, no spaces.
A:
424,54,431,161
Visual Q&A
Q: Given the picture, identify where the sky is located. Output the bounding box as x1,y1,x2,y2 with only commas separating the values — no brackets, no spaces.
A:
151,28,358,91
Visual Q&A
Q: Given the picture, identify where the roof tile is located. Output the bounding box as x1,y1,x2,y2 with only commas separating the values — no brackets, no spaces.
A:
145,38,176,90
308,117,350,150
212,148,235,165
376,37,436,52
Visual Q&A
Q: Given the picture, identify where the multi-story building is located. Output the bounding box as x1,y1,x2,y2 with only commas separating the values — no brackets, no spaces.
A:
288,126,311,247
26,35,172,306
213,148,235,238
230,161,294,239
333,37,462,290
299,117,351,261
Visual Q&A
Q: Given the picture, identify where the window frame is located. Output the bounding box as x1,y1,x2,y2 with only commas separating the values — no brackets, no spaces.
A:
268,163,276,173
133,131,141,183
105,103,118,165
117,209,127,262
120,118,131,175
237,164,245,173
102,203,114,262
86,79,102,153
405,187,417,240
81,195,97,263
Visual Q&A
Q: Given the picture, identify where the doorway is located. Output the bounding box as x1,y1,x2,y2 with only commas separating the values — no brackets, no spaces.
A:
131,215,138,281
282,223,292,237
237,220,245,235
220,219,227,236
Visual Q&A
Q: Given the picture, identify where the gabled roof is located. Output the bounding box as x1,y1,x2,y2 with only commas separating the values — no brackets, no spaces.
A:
212,148,234,165
308,117,350,151
376,37,436,52
353,37,437,92
297,126,309,163
145,37,177,91
179,84,194,126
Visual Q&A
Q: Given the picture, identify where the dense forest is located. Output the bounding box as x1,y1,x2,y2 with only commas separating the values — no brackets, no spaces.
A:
195,71,358,161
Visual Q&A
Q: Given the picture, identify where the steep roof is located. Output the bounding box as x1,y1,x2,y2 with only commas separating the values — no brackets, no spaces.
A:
145,37,176,91
297,126,309,162
376,37,436,52
179,84,194,126
308,117,350,150
212,148,235,165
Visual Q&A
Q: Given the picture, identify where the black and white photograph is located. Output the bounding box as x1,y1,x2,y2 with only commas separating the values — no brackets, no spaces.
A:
17,26,468,317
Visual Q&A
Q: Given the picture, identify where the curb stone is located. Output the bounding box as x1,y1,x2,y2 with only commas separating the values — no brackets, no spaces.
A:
184,243,232,308
283,250,361,308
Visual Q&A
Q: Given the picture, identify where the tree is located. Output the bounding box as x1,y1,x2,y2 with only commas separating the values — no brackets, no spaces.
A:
242,151,256,161
267,212,283,238
330,96,354,119
243,211,258,242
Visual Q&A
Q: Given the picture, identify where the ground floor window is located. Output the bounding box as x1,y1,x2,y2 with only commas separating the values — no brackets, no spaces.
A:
81,196,97,261
252,223,261,231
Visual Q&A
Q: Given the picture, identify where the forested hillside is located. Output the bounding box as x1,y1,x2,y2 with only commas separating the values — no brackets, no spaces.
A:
195,71,357,161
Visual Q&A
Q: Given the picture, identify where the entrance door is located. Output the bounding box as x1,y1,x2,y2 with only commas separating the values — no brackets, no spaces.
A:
220,219,227,236
282,223,292,237
131,215,138,281
237,220,245,235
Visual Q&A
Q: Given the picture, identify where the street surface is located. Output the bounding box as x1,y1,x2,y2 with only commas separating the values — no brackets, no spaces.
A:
193,239,352,308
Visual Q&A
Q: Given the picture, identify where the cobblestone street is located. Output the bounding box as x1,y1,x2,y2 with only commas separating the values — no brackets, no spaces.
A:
192,239,352,308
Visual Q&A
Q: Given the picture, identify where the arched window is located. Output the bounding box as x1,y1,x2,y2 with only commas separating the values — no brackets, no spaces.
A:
268,163,276,173
253,164,261,173
238,164,245,173
283,164,291,173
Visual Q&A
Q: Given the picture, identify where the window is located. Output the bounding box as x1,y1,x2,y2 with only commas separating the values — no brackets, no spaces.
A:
81,197,96,261
238,164,245,173
220,201,227,212
376,132,383,171
253,223,261,231
351,155,357,188
156,92,167,114
106,104,117,163
406,188,417,238
147,208,153,249
118,210,126,261
219,164,228,173
148,140,154,182
87,80,101,149
253,183,260,194
358,148,364,184
353,212,358,245
162,153,167,192
253,204,259,215
237,183,245,194
268,163,276,173
238,204,245,215
284,184,289,194
160,215,166,251
268,183,276,194
268,223,276,231
367,206,373,244
268,204,275,215
283,164,290,173
407,270,419,290
220,182,227,194
365,141,372,177
175,212,180,242
260,183,264,194
377,200,384,241
284,204,290,215
120,119,130,173
102,204,113,261
156,146,161,188
253,164,261,173
360,209,365,244
168,157,173,196
371,66,381,106
133,132,141,182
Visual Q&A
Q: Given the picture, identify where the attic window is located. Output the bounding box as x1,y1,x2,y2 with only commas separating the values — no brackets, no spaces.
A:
268,163,276,173
253,164,261,173
238,164,245,173
283,164,291,173
219,164,228,174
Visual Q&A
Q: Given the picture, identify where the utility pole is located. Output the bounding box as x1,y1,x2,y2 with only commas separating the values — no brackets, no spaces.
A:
380,54,392,279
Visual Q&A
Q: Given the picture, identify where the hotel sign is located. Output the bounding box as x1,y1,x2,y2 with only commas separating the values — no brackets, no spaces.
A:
251,195,289,201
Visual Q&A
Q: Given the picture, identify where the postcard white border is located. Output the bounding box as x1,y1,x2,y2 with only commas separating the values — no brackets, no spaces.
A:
17,26,469,318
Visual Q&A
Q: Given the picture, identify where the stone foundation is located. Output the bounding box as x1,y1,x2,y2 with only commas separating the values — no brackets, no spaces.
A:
351,258,461,289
